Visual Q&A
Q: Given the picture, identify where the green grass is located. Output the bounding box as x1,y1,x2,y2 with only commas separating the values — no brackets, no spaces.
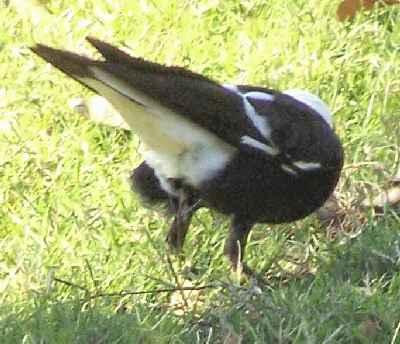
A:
1,0,400,342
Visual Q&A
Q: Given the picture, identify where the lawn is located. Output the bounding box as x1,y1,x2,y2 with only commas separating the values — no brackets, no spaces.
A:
1,0,400,343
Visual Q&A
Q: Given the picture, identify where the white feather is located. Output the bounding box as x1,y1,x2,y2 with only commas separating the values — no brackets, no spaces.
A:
81,68,235,187
241,136,279,155
292,161,321,170
281,164,298,175
242,98,272,139
245,91,275,102
223,84,272,140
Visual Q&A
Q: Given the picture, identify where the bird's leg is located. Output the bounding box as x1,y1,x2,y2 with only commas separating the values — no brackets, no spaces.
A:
166,188,201,253
224,217,254,276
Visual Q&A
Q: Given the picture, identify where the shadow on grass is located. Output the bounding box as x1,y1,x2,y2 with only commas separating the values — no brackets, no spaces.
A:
1,296,189,344
2,217,399,344
198,217,400,343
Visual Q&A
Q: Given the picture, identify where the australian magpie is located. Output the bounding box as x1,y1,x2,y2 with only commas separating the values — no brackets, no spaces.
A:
31,37,344,275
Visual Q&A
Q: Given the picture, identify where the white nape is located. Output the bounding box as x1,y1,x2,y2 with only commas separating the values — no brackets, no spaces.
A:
284,89,332,127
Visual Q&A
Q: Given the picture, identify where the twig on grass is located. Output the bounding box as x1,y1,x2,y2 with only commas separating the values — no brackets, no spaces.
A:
166,252,189,310
53,277,90,293
53,275,218,302
83,284,218,302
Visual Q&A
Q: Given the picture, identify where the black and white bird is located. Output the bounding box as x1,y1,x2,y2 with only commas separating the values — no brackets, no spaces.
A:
31,37,344,275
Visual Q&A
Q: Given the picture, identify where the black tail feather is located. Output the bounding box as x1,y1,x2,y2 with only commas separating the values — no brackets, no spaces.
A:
30,44,95,79
86,36,181,75
86,36,136,65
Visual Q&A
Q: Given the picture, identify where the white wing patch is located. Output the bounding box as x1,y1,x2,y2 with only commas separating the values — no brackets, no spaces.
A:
245,91,275,102
292,161,321,170
281,164,298,176
280,161,321,176
241,136,279,156
80,68,235,187
242,97,271,139
223,84,273,141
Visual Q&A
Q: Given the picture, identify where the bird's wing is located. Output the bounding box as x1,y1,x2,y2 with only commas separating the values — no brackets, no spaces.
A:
30,38,272,154
30,38,289,186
